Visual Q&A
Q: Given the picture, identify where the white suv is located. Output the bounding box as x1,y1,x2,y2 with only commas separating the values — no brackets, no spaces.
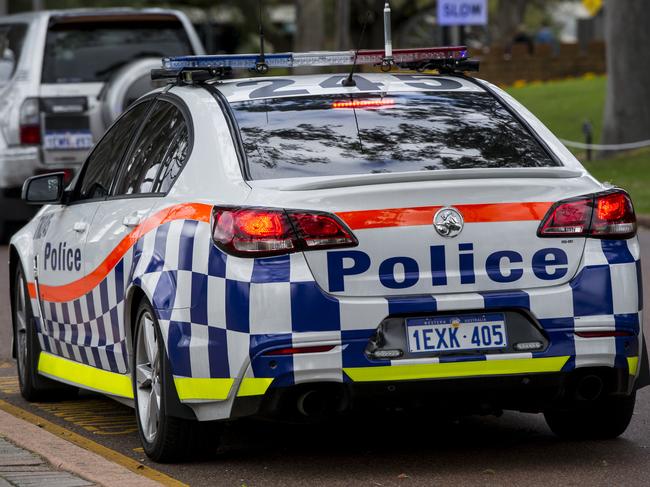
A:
0,8,204,240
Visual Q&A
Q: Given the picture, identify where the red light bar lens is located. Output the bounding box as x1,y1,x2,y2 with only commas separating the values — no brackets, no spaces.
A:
332,99,395,109
264,345,336,356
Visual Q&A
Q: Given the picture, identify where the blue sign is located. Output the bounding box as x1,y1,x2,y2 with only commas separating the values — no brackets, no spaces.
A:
438,0,488,26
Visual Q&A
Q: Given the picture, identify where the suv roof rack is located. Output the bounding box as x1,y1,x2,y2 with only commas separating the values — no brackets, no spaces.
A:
151,46,479,85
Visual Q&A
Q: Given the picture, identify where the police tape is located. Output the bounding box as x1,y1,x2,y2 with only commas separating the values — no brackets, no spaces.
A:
560,138,650,151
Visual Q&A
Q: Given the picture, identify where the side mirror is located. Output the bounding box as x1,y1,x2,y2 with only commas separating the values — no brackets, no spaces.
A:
22,173,65,205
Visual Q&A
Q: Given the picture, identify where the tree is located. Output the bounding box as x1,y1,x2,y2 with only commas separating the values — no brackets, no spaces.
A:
601,0,650,151
294,0,325,51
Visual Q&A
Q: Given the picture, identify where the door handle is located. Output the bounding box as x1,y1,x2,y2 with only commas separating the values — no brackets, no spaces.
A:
123,214,141,228
73,221,88,233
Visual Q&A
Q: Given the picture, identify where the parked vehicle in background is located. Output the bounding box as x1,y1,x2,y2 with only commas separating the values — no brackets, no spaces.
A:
0,8,204,241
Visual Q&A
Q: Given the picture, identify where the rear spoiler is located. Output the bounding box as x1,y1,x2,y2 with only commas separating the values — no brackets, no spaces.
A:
248,168,585,192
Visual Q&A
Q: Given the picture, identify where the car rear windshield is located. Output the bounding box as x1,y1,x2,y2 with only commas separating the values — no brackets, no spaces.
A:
42,20,193,83
230,91,559,180
0,23,28,82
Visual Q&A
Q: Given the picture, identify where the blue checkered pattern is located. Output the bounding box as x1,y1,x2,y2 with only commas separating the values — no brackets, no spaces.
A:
33,217,644,394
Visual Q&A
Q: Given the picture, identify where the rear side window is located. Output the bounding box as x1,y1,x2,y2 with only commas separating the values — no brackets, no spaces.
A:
42,20,193,83
76,102,149,201
0,23,27,82
230,92,558,180
113,101,189,196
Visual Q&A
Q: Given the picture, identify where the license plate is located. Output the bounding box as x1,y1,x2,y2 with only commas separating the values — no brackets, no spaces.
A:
406,313,507,353
43,131,93,150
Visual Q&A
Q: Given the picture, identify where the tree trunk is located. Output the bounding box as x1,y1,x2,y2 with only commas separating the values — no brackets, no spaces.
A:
294,0,325,51
335,0,352,50
601,0,650,152
490,0,529,47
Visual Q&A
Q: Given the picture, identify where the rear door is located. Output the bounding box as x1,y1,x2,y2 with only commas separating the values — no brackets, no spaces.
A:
38,15,196,166
82,97,193,370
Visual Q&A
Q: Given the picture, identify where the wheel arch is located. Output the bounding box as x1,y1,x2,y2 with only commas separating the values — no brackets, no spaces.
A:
8,245,20,359
125,284,196,421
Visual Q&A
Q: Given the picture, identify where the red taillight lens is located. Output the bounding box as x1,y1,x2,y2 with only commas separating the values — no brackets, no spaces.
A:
591,191,636,237
538,189,636,239
212,206,357,257
19,98,41,145
20,125,41,145
288,211,356,249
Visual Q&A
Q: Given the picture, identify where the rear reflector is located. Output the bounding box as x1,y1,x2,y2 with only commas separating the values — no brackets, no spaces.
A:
212,206,358,257
575,331,634,338
264,345,336,356
538,189,636,239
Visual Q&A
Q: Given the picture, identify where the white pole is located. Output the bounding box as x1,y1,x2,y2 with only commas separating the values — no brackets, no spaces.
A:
0,0,7,16
32,0,44,11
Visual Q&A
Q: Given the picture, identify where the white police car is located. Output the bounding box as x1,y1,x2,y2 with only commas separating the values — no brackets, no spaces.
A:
9,46,648,462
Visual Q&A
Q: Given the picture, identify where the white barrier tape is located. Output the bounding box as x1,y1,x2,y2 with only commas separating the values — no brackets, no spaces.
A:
560,138,650,151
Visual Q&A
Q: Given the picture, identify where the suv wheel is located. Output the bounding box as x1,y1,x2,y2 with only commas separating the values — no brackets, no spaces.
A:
544,393,636,440
132,299,222,462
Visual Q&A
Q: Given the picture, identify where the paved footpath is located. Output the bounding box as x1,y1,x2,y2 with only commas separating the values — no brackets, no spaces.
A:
0,436,92,487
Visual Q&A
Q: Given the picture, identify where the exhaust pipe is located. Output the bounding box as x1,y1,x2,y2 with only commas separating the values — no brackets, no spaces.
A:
575,374,604,401
297,389,328,417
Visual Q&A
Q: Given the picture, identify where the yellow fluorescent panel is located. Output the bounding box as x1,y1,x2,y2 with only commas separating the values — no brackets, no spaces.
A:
344,356,570,382
173,377,234,401
236,378,274,397
628,356,639,376
37,352,133,398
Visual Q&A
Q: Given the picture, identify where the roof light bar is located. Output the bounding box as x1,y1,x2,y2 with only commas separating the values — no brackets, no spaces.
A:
162,46,468,71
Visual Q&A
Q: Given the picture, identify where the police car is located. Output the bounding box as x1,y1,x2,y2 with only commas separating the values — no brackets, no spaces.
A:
9,45,648,462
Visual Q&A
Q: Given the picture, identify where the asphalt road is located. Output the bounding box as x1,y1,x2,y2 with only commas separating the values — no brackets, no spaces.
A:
1,235,650,486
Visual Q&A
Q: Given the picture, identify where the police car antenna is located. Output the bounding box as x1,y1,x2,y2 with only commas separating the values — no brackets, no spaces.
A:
255,0,269,74
342,11,372,88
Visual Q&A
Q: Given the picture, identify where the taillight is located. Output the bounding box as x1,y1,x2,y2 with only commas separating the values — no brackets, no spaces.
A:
538,189,636,239
212,206,358,257
19,98,41,145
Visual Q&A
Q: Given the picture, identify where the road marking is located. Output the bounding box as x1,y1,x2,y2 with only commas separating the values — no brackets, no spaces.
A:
0,377,19,395
0,377,137,436
0,399,187,487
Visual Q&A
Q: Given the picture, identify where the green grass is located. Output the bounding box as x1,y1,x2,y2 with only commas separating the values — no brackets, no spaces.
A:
584,150,650,214
506,76,650,214
506,76,606,145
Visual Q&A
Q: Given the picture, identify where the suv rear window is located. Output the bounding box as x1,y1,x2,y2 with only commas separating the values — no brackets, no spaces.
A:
42,20,193,83
0,23,28,82
230,92,559,180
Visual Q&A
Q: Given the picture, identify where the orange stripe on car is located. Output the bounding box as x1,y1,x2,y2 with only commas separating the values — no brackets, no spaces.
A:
337,202,553,230
33,203,212,303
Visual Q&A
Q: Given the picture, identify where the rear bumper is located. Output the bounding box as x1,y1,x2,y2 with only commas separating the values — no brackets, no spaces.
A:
232,365,637,419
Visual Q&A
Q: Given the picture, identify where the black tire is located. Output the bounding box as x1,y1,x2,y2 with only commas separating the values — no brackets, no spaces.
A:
12,262,77,401
544,393,636,440
132,299,222,463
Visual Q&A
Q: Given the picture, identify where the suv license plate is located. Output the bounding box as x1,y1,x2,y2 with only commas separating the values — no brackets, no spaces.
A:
406,313,507,353
44,131,93,150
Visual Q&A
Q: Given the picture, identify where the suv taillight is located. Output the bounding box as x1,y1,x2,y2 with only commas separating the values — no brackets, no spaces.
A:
212,206,358,257
19,98,41,145
538,189,636,239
